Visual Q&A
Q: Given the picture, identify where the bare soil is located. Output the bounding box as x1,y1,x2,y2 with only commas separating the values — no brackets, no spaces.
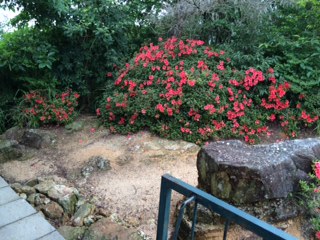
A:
0,115,316,239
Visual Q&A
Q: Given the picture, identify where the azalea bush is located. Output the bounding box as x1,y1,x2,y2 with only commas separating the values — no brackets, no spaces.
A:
98,37,319,144
14,90,80,128
300,161,320,239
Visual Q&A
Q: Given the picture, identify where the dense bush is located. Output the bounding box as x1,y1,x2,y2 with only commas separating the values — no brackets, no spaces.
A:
98,38,318,144
257,1,320,118
300,161,320,239
14,89,80,128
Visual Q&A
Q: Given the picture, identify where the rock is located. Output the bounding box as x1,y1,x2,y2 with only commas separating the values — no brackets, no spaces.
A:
47,184,79,200
65,121,84,133
19,129,56,149
34,180,56,194
73,203,96,226
35,181,79,214
82,218,144,240
21,185,36,195
41,201,64,219
11,183,24,193
47,184,79,215
3,126,24,142
0,139,23,163
197,139,320,204
58,225,87,240
25,179,39,187
96,157,111,170
27,193,50,206
27,193,38,205
81,156,111,177
19,193,27,199
81,166,95,178
83,215,95,226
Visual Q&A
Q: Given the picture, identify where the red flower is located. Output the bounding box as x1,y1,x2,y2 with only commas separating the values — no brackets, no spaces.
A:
188,80,196,87
74,93,80,99
96,108,101,116
156,104,165,113
315,162,320,180
106,72,113,78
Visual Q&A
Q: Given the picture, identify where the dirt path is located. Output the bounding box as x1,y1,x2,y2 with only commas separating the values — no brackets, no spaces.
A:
0,116,200,238
0,115,309,239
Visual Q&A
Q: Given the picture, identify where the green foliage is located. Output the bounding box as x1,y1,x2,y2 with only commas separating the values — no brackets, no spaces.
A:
13,89,80,128
257,1,320,121
0,27,58,92
1,0,169,111
299,161,320,239
0,108,5,133
98,38,318,144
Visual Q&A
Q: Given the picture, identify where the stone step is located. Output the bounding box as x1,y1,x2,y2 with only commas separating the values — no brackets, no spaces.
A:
0,198,36,227
0,186,19,205
0,176,65,240
0,176,8,188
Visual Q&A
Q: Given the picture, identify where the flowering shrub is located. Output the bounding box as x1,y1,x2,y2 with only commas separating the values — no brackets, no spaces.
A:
15,90,80,128
300,162,320,239
98,37,319,144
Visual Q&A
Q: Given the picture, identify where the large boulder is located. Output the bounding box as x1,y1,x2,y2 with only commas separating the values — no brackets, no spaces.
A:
197,138,320,204
179,138,320,239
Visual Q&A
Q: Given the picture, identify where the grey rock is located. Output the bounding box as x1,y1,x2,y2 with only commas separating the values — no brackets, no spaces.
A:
73,203,96,226
65,121,84,133
19,193,27,199
25,179,40,187
34,180,56,194
11,183,23,193
21,185,36,195
81,166,95,178
96,157,111,170
20,129,56,149
3,126,24,142
58,225,87,240
28,193,50,206
197,139,320,204
83,215,95,226
81,156,111,177
0,140,23,163
47,184,79,215
47,184,78,201
40,201,64,219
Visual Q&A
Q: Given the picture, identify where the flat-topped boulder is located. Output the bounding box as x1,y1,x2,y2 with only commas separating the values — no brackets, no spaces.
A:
197,138,320,204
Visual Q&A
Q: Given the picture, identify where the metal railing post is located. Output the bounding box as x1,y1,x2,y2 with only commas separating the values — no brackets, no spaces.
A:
156,174,298,240
157,175,173,240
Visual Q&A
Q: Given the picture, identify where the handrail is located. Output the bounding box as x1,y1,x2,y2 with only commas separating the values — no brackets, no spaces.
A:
156,174,298,240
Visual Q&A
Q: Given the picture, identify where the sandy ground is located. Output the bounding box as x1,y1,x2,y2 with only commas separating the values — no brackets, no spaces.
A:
0,115,309,239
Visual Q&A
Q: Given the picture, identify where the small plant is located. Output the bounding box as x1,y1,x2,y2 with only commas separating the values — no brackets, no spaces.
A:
98,37,319,144
300,161,320,239
14,89,80,128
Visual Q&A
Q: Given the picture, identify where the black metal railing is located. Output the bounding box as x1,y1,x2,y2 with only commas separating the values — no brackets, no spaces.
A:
156,174,298,240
